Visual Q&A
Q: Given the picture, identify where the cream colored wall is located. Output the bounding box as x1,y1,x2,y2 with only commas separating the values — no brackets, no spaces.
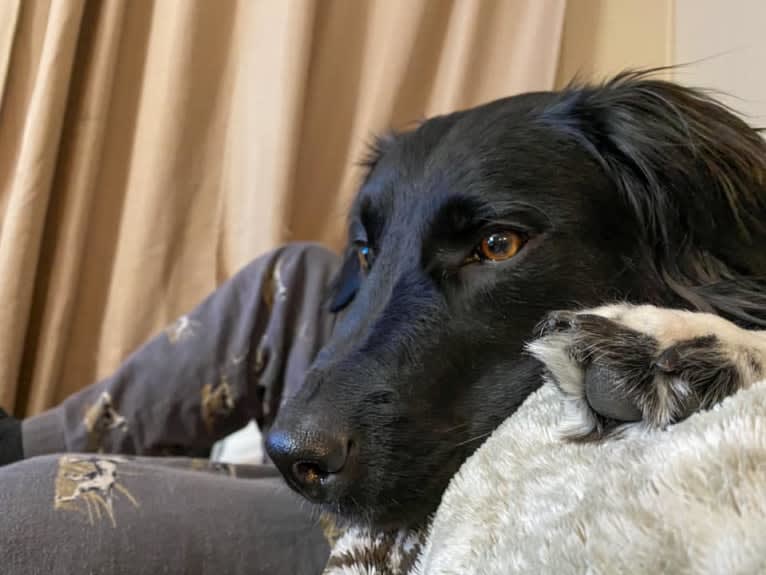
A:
674,0,766,123
556,0,673,87
556,0,765,125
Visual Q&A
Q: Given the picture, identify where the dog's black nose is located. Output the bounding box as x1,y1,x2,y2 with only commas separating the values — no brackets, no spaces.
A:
265,428,352,501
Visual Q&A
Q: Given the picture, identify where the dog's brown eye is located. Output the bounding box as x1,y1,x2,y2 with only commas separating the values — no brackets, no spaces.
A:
477,232,523,262
357,245,373,272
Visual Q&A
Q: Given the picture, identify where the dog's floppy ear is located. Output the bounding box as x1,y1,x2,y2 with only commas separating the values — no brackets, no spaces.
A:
326,248,363,313
547,70,766,327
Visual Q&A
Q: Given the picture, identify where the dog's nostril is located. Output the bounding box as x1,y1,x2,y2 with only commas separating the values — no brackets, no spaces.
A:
292,460,329,486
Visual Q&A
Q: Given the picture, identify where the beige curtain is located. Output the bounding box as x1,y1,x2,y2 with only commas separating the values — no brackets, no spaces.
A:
0,0,566,416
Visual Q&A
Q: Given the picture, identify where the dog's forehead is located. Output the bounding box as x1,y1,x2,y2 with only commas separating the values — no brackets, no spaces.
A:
356,93,592,229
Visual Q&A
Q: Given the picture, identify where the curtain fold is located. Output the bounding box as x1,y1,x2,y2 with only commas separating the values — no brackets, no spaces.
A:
0,0,86,411
0,0,567,416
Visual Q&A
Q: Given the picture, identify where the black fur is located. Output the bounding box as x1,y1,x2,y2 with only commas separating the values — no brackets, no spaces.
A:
267,70,766,529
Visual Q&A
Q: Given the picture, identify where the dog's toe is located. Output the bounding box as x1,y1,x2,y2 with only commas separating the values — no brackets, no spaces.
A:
583,364,643,422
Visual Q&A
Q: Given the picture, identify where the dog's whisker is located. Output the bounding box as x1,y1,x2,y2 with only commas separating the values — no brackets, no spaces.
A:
454,432,493,448
440,422,471,433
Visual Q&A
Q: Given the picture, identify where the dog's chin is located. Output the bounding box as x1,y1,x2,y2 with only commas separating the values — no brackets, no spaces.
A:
321,497,437,532
317,470,458,530
316,442,479,530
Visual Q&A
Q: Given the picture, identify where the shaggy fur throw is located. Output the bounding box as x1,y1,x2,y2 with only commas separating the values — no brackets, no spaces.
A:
324,378,766,574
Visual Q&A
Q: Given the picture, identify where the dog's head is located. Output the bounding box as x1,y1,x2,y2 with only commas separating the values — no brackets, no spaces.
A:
266,71,766,528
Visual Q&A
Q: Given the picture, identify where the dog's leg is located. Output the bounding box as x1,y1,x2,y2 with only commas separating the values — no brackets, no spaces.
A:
526,304,766,440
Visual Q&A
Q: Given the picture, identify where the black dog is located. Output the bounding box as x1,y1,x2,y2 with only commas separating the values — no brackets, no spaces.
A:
266,70,766,529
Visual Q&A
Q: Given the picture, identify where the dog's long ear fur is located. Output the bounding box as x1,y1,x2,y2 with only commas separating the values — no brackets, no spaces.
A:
547,69,766,328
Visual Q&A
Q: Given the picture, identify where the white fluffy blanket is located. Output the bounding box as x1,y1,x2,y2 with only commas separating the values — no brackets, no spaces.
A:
325,379,766,574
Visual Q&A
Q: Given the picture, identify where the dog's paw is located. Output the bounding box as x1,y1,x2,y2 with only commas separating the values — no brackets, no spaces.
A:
527,303,766,440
